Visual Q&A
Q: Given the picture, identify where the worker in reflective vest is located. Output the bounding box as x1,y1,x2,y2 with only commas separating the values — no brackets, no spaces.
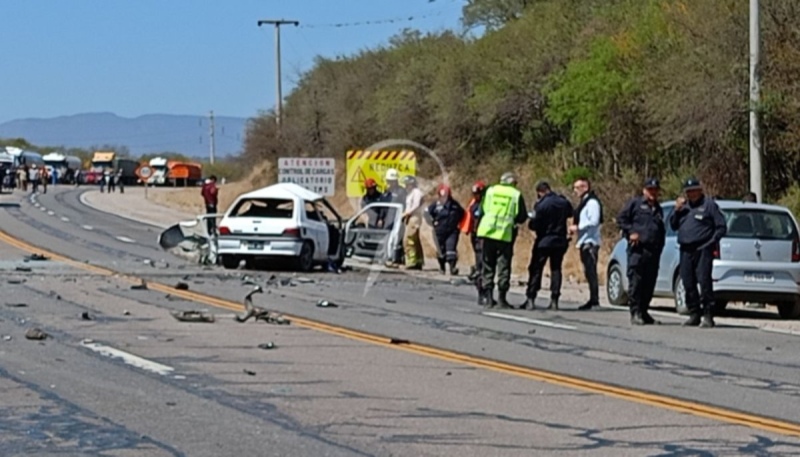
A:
476,172,527,308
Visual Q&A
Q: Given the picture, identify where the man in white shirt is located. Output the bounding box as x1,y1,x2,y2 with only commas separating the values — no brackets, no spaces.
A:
402,176,425,270
569,177,602,310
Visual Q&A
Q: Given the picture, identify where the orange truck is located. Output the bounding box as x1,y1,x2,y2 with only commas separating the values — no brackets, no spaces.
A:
148,157,202,186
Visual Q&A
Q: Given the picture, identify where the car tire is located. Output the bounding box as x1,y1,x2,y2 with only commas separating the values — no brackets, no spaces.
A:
777,301,800,320
606,263,627,306
220,255,241,270
295,241,315,272
673,275,691,315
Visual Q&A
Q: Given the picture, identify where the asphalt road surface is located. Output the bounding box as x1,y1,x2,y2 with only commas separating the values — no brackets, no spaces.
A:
1,187,800,456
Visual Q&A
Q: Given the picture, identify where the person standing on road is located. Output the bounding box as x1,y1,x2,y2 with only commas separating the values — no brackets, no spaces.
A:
28,165,40,194
570,177,603,310
201,175,219,236
107,169,116,193
670,178,727,328
361,178,385,229
522,181,574,311
382,168,407,266
40,167,48,194
617,178,666,325
459,181,486,288
18,166,27,192
117,169,125,194
401,176,425,270
476,172,527,308
425,184,465,276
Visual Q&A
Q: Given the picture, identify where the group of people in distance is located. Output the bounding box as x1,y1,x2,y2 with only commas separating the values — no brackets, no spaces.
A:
363,171,728,328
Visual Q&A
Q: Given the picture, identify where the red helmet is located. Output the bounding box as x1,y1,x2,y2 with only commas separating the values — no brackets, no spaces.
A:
438,184,451,196
364,178,377,188
472,180,486,194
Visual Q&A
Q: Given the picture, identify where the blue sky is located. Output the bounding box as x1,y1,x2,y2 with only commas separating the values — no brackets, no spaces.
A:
0,0,464,123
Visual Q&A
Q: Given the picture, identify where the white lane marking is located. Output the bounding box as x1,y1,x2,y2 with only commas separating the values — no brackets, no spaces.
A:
39,207,46,212
762,327,800,337
81,342,174,375
82,225,94,231
60,217,70,222
115,236,136,244
482,311,578,330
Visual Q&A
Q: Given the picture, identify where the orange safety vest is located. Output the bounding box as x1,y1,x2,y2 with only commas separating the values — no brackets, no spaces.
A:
459,197,478,234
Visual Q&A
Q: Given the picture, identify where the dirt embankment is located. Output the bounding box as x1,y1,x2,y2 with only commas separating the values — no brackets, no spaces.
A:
150,163,612,284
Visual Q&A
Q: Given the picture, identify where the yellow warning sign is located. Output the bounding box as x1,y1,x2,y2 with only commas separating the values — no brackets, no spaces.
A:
346,150,417,197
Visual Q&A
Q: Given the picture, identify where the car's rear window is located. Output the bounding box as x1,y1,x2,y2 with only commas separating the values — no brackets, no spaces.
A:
230,198,294,218
722,209,797,240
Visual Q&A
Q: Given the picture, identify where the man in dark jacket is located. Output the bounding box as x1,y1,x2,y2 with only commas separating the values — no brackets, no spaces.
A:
617,178,666,325
425,184,465,275
521,181,574,310
361,178,384,228
201,175,219,236
460,181,486,288
670,178,727,328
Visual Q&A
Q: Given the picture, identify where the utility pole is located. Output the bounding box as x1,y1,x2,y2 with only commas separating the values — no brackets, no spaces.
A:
209,110,216,165
257,19,299,131
749,0,763,202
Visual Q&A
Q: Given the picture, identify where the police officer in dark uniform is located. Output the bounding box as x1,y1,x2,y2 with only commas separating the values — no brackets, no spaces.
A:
521,181,573,310
617,178,666,325
670,178,727,328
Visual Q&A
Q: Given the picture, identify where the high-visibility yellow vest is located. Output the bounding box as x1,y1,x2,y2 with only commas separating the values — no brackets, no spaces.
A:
476,184,520,242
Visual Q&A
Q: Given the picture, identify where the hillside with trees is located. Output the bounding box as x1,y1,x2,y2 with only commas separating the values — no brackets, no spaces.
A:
242,0,800,213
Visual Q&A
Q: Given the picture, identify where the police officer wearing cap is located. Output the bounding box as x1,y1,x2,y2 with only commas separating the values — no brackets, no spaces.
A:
617,178,666,325
670,177,727,327
521,181,573,311
476,172,527,308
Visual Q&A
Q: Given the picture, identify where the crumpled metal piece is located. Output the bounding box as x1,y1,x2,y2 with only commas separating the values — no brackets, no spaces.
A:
25,328,49,340
24,254,49,262
170,311,215,323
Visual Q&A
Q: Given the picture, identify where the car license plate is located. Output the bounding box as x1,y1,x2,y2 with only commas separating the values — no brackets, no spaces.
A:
246,241,264,251
744,272,774,283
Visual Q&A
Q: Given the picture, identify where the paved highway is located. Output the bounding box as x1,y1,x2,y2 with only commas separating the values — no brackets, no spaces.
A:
1,187,800,456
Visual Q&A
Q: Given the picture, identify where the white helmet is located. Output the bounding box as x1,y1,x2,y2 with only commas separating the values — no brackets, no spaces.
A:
385,168,399,181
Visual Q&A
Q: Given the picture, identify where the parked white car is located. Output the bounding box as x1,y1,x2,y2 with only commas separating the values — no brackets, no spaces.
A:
216,183,402,271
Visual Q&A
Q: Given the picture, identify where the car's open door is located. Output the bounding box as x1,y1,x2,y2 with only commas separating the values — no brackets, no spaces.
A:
343,202,403,262
316,198,345,264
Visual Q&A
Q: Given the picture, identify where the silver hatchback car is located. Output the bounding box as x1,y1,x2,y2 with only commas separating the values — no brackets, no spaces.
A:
606,200,800,319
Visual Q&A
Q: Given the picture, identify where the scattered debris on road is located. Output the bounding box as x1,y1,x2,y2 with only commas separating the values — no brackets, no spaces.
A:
389,338,410,345
80,312,93,321
131,280,148,290
295,277,315,284
25,328,49,340
243,369,256,376
15,266,32,272
5,303,28,308
257,342,276,350
174,282,190,291
166,401,177,407
24,254,49,262
3,335,12,341
528,329,537,334
446,371,452,376
316,300,338,308
242,275,258,286
235,286,289,324
450,278,470,286
171,310,215,323
123,310,131,316
385,299,397,304
48,291,62,300
766,346,773,351
82,338,94,344
7,278,26,285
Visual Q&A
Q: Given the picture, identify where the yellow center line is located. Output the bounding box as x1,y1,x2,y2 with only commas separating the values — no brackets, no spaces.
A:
2,228,799,437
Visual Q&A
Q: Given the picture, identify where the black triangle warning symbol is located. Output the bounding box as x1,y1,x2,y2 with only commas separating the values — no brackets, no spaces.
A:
350,166,366,183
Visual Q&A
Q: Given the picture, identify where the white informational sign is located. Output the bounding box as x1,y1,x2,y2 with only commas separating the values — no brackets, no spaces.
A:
277,157,335,196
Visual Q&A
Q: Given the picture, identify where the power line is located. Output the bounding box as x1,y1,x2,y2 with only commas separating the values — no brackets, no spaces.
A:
300,4,459,29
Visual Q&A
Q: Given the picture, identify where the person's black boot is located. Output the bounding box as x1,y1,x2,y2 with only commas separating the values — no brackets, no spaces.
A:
683,311,702,327
520,296,536,310
448,261,459,276
630,312,646,326
478,290,491,307
496,291,513,309
438,259,446,274
546,297,559,310
700,309,715,328
641,312,657,325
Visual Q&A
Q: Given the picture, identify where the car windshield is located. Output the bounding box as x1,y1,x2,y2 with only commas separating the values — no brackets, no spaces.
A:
230,198,294,218
722,209,797,240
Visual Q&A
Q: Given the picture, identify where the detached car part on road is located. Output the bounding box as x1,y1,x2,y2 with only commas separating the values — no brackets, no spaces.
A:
606,200,800,319
160,183,404,272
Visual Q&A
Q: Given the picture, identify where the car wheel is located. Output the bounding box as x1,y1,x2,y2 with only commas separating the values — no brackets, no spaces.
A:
220,255,240,270
777,301,800,320
673,275,690,315
606,263,627,306
295,241,315,272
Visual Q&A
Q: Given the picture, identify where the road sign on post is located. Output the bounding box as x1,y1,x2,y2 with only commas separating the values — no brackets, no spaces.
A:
277,158,335,196
135,165,153,199
346,150,417,197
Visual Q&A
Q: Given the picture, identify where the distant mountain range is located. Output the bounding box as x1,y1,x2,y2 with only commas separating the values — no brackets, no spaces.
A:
0,112,248,158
